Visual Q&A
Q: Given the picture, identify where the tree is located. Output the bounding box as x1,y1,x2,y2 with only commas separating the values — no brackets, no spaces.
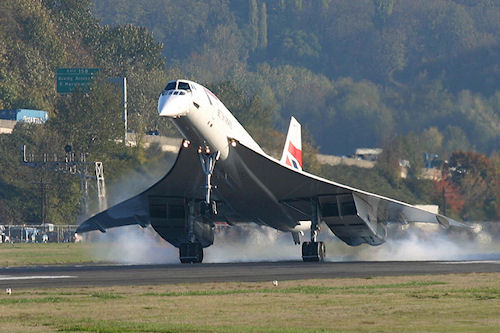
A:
248,0,259,50
490,151,500,219
445,151,498,219
92,24,165,75
433,179,464,217
331,78,394,154
442,126,471,156
209,81,273,146
421,127,444,156
371,28,407,85
373,0,394,28
258,2,268,49
50,79,123,155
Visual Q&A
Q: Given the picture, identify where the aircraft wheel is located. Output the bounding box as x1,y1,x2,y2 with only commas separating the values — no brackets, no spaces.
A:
179,242,203,263
302,241,326,262
318,241,326,262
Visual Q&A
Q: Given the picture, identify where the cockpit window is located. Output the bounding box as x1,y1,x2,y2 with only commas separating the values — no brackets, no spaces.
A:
178,82,190,91
165,81,177,91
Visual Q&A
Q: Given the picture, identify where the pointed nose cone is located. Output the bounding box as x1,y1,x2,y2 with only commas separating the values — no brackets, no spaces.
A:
158,94,190,118
158,95,171,116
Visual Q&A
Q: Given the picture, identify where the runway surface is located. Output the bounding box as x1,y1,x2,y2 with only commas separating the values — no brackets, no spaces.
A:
1,260,500,289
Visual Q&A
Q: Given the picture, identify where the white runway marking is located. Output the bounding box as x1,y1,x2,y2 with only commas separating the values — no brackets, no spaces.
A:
439,260,500,265
0,275,76,281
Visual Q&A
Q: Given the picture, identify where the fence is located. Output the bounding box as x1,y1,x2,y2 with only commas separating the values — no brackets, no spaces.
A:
0,224,78,243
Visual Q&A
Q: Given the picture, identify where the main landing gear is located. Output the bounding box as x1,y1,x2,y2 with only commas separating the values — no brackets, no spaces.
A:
179,242,203,263
302,199,326,262
179,149,220,264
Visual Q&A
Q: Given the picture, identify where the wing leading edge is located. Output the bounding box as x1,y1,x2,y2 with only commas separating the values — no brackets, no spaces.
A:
76,143,204,234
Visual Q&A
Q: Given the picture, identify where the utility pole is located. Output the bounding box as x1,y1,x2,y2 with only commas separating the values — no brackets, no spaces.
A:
442,187,447,216
95,162,106,212
33,176,50,225
21,145,107,222
110,77,127,145
123,77,128,145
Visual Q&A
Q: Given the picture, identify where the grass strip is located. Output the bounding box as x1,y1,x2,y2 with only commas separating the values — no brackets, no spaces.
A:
57,319,333,333
142,281,446,297
90,292,125,299
408,287,500,300
0,296,65,304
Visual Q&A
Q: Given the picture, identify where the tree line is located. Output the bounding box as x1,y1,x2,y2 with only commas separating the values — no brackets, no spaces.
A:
94,0,500,155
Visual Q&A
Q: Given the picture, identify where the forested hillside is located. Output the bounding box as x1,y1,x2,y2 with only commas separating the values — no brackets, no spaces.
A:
94,0,499,156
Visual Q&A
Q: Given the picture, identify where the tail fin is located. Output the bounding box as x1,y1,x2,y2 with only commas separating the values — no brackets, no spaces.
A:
280,117,303,171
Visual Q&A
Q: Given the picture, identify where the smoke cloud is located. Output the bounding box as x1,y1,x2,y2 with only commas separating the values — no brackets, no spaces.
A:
326,224,500,262
88,225,179,264
86,222,500,264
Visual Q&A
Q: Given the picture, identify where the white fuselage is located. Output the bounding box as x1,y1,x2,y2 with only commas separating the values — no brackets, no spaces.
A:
158,80,264,160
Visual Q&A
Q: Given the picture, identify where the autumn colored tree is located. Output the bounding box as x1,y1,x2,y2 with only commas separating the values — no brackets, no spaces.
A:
444,151,498,220
433,179,464,217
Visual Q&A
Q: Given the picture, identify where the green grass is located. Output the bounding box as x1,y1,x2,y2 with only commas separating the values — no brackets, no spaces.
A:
0,274,498,332
0,242,103,266
90,292,125,299
57,320,334,333
0,296,65,304
141,281,446,297
408,287,500,300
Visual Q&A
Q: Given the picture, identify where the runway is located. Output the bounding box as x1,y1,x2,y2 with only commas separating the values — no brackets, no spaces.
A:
1,260,500,289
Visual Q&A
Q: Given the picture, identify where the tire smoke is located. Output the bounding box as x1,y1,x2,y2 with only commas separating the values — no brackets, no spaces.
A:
85,222,500,264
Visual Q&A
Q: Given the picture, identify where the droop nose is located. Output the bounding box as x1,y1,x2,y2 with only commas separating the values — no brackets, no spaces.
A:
158,92,190,118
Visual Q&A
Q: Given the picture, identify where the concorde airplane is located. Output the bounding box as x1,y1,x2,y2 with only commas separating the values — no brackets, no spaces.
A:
77,79,467,263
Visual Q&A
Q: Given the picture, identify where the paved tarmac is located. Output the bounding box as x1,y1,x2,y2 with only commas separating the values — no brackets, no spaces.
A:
1,260,500,289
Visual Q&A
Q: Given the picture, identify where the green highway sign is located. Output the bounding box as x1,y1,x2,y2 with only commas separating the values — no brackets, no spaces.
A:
56,68,99,93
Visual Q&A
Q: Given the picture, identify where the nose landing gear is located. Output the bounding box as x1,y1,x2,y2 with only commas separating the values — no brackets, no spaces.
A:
199,150,220,206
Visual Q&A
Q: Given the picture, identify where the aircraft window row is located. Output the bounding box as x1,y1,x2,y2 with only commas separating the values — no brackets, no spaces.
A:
162,81,191,95
163,91,186,96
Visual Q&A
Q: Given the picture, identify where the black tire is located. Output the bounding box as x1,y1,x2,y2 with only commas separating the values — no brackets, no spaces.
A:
302,241,318,262
301,241,326,262
318,241,326,262
195,243,204,263
179,242,204,263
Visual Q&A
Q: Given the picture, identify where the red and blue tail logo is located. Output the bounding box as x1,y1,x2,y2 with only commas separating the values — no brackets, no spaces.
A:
281,117,302,171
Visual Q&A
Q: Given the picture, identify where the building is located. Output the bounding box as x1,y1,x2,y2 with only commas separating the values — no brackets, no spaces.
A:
354,148,383,161
0,109,49,124
0,119,16,134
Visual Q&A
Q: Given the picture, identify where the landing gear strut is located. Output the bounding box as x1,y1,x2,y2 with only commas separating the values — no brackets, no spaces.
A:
199,150,220,206
199,150,219,219
302,198,326,262
178,149,220,264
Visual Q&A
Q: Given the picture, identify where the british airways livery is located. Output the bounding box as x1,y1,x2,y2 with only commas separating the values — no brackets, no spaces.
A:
77,79,466,263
